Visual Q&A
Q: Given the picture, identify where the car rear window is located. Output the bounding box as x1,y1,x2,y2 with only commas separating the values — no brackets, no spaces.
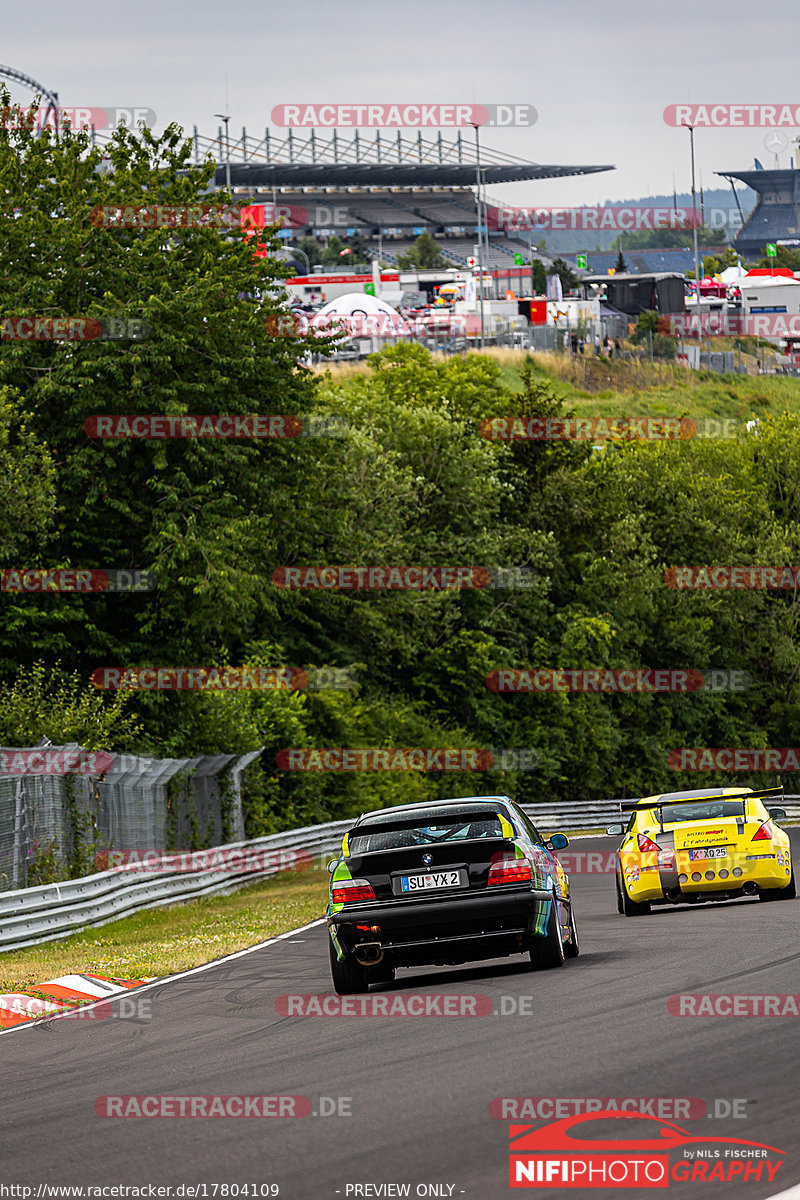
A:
348,816,504,854
656,800,746,824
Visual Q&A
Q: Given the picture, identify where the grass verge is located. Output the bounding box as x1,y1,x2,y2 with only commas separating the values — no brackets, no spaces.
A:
0,866,329,996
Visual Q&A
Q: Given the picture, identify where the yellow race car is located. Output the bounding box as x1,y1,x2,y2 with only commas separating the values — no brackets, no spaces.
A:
606,787,795,915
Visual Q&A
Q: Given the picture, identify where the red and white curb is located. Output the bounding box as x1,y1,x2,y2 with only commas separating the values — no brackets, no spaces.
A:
0,972,152,1027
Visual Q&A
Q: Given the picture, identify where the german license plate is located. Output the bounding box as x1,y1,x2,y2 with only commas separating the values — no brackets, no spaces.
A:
688,846,727,860
400,870,460,893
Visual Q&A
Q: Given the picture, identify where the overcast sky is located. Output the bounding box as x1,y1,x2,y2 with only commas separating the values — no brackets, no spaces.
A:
5,0,800,205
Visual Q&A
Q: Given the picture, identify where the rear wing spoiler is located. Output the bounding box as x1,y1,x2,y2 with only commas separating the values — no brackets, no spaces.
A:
620,787,785,813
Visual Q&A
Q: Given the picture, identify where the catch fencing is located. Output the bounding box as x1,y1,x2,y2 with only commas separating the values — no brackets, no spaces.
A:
0,744,262,892
0,796,797,952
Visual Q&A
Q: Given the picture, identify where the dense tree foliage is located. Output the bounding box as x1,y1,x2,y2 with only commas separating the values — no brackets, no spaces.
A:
3,109,800,835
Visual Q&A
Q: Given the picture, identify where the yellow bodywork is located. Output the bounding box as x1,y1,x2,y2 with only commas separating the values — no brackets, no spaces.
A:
618,790,793,903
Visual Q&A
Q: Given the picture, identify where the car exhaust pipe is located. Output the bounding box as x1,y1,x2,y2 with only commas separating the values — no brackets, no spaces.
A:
665,886,682,902
742,881,758,895
354,942,383,966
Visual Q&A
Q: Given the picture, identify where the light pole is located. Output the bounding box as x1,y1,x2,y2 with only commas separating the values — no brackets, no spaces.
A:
214,113,232,190
472,123,485,348
284,244,311,275
682,122,701,309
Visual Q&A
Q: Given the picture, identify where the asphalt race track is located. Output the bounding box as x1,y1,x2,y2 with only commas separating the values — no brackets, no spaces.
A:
3,832,799,1200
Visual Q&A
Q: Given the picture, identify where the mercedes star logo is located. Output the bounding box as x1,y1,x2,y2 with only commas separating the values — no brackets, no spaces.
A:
764,130,789,153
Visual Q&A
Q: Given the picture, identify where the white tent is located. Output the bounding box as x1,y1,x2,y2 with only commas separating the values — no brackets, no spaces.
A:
719,266,744,285
314,291,411,342
317,293,400,317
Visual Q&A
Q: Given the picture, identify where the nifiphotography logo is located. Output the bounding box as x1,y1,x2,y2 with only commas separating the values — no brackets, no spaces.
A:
507,1110,784,1188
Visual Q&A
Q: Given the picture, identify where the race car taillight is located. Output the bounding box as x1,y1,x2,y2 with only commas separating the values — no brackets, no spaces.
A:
332,879,376,904
488,857,532,885
752,821,774,841
637,833,661,852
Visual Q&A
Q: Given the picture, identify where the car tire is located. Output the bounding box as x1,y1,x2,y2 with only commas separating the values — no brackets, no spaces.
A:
618,873,651,916
529,898,565,969
760,867,796,902
564,904,580,958
328,934,370,994
615,874,624,914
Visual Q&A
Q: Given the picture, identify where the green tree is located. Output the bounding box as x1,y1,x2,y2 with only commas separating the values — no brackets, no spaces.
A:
610,225,725,251
0,90,319,675
756,245,800,271
297,236,323,268
548,258,579,292
615,250,628,273
532,260,547,294
397,231,449,270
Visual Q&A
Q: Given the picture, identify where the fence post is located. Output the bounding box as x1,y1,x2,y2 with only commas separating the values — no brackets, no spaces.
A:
12,780,25,890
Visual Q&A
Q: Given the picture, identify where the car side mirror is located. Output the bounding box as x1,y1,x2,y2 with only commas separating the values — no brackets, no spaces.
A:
606,823,624,836
327,859,338,874
768,807,787,821
546,833,569,851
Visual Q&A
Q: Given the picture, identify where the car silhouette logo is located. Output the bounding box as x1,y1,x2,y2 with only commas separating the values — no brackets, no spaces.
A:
422,853,432,865
509,1111,783,1155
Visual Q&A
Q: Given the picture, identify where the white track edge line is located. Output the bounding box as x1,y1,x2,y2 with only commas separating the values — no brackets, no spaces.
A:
0,916,326,1037
0,831,612,1038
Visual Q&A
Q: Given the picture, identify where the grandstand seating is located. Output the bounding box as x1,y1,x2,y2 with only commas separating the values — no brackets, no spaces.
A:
568,247,727,275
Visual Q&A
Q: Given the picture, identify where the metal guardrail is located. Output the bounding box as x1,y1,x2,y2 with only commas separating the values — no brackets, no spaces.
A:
2,799,798,952
0,820,352,952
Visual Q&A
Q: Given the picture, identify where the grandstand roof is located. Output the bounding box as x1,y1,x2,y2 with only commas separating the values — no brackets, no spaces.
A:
717,168,800,254
195,127,613,190
218,160,613,188
717,168,800,192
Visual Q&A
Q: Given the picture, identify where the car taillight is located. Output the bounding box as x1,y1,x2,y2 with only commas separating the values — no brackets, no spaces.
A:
752,821,774,841
332,879,376,904
488,857,532,886
637,833,661,852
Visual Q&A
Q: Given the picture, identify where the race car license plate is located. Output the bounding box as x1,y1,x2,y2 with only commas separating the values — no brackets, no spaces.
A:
401,870,460,892
688,846,727,860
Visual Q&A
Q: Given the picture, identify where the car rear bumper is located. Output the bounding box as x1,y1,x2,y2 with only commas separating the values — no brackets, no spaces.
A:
328,887,554,966
623,854,792,902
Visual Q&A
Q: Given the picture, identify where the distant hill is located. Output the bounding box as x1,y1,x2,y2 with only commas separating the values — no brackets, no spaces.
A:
521,186,756,255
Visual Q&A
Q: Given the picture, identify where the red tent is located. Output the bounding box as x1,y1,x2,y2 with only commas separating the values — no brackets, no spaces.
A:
743,267,795,278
